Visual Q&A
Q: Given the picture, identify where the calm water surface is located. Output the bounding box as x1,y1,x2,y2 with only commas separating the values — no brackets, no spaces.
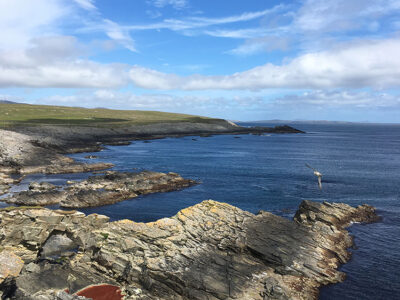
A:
4,123,400,299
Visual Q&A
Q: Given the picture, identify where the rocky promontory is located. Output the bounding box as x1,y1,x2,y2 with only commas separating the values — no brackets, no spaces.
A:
4,171,196,208
0,199,379,299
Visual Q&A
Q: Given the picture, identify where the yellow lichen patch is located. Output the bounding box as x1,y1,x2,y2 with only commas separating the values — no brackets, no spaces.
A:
115,219,135,225
179,206,196,217
152,218,180,229
0,251,24,283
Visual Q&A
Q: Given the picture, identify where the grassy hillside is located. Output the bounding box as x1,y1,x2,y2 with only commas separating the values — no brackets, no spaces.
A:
0,103,220,128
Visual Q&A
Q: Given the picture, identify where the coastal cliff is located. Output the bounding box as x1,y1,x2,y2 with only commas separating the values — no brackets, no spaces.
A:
0,200,378,299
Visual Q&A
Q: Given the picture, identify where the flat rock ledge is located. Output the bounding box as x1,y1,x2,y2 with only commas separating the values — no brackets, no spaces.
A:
4,171,196,208
0,199,378,300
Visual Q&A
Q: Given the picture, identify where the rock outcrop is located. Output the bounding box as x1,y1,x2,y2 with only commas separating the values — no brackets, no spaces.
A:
4,171,196,208
0,200,378,299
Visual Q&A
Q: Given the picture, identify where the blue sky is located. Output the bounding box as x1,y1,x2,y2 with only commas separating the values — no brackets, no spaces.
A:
1,0,400,122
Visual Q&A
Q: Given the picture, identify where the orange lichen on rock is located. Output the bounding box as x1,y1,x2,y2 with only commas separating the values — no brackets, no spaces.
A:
0,250,24,283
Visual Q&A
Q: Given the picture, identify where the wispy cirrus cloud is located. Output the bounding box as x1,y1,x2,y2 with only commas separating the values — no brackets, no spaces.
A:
148,0,188,10
88,5,288,32
103,20,136,52
226,0,400,55
228,36,290,55
73,0,97,11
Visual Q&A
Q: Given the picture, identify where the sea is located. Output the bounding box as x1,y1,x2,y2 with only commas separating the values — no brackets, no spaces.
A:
2,122,400,299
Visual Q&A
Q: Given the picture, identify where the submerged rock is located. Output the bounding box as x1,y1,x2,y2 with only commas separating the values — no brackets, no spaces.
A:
84,155,98,159
0,200,378,299
29,181,57,192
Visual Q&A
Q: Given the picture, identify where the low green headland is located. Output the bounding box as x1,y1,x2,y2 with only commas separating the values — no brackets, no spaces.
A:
0,103,221,128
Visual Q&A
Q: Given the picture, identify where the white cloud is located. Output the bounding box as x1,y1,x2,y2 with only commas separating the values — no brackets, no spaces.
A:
29,89,400,122
204,27,280,39
295,0,400,33
272,90,400,109
73,0,97,11
103,19,136,52
0,0,67,49
35,90,265,114
129,38,400,90
0,59,128,88
0,29,129,89
27,36,84,63
229,36,289,55
149,0,188,10
120,5,286,31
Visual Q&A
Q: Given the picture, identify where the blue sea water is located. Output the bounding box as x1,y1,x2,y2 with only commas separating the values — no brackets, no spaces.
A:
4,123,400,299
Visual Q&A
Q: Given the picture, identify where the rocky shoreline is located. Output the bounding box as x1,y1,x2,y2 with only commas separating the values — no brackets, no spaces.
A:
0,120,381,299
0,199,379,299
0,121,303,197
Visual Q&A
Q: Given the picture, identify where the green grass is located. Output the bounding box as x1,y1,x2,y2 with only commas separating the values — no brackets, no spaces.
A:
0,103,223,128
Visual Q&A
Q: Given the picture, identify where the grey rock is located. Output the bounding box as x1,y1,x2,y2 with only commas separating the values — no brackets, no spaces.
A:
40,234,77,259
29,182,57,192
56,291,91,300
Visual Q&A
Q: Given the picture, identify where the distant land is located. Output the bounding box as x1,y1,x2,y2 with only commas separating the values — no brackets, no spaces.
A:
236,119,400,125
0,100,19,104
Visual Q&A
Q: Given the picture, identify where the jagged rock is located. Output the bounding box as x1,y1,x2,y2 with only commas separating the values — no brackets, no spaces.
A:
3,171,196,208
0,200,378,299
40,234,77,259
56,291,91,300
4,190,67,206
29,182,57,192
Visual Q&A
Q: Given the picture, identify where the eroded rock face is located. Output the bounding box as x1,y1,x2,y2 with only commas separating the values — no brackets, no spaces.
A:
0,200,378,300
3,171,196,208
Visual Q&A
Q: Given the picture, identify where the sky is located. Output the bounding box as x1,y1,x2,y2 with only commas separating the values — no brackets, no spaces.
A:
0,0,400,122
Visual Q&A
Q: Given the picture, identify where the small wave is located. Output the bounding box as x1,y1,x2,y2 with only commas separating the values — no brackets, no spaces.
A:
252,184,270,191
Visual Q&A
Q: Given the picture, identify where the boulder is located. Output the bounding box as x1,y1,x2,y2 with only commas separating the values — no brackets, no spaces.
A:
40,234,77,259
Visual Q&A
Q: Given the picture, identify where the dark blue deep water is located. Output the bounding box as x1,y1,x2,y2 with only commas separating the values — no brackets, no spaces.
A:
4,123,400,299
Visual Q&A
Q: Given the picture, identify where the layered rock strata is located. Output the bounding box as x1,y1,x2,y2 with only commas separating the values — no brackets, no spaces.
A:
0,199,378,299
4,171,196,208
